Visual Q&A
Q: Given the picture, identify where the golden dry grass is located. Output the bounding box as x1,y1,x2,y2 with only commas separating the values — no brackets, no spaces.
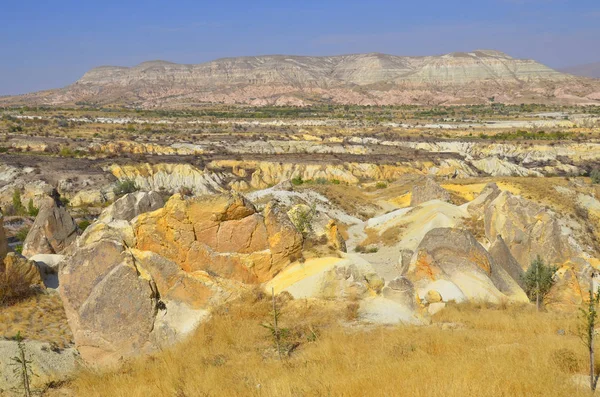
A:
66,296,592,397
0,293,73,348
361,224,406,247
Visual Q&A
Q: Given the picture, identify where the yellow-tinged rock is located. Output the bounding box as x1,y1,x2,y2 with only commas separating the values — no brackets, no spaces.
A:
545,264,584,309
426,289,443,303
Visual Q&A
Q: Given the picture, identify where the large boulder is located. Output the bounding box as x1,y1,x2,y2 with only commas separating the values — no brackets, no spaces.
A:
405,228,528,304
484,191,574,268
22,197,79,258
410,178,450,207
135,194,303,284
59,193,302,364
98,191,164,223
59,219,243,365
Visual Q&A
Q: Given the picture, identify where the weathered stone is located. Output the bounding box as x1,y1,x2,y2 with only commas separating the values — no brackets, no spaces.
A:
22,198,79,257
488,235,525,288
98,191,164,223
406,228,528,304
326,220,347,252
2,252,44,287
466,182,501,217
545,265,584,310
484,191,574,268
410,177,450,206
426,289,443,303
0,340,80,394
428,302,446,315
382,277,416,310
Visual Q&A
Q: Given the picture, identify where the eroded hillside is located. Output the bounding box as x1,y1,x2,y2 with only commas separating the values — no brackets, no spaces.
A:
1,105,600,395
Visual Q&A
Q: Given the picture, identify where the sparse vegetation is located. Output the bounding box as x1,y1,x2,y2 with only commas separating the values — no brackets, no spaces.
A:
26,199,39,217
579,282,600,391
66,300,586,397
289,203,316,238
354,244,379,253
12,189,26,216
113,179,139,196
522,256,557,311
591,168,600,184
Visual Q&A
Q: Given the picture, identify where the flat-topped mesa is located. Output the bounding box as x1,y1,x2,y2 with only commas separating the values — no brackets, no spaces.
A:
75,51,565,88
8,49,595,107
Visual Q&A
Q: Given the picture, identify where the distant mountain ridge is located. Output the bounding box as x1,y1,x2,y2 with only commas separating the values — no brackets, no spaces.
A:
3,50,600,107
560,62,600,79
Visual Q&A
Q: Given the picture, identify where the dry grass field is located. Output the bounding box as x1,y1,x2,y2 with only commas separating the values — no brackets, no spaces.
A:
66,292,592,397
0,292,73,348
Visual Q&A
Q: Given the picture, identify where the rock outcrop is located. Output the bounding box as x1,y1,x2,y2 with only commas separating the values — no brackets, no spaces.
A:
135,194,303,284
484,191,574,268
98,191,164,223
410,178,450,206
405,228,528,304
1,252,44,289
22,198,79,258
545,265,584,310
60,192,304,364
488,235,525,288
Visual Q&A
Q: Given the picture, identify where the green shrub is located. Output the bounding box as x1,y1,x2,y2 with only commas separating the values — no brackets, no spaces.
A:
26,199,39,217
291,176,304,186
375,182,388,189
78,220,91,231
15,227,29,242
591,168,600,184
522,256,557,309
12,190,25,216
289,204,315,237
113,179,139,196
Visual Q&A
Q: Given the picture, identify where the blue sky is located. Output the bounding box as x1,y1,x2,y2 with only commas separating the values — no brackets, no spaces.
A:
1,0,599,95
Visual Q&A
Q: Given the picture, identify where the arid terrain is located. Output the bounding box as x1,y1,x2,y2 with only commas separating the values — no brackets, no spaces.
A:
3,51,600,107
2,102,600,396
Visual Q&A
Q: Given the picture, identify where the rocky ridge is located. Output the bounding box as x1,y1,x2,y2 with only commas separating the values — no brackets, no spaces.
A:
4,51,600,106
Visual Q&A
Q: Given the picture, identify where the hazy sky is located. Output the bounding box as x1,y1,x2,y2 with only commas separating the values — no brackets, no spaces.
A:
1,0,599,95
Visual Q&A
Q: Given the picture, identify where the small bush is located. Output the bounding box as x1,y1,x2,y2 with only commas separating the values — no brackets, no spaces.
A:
12,190,25,216
0,265,38,307
113,179,139,196
15,227,29,242
375,182,388,189
289,204,315,237
27,199,39,217
291,176,304,186
354,245,379,254
77,220,91,231
591,168,600,184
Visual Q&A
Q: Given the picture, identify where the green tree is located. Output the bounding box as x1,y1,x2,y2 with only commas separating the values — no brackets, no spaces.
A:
12,189,25,216
522,256,557,311
579,278,600,391
26,199,38,217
